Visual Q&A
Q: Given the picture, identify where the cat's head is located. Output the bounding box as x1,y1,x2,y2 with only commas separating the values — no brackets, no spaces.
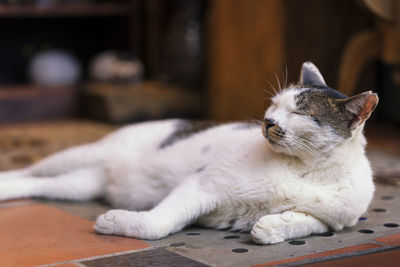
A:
263,62,378,158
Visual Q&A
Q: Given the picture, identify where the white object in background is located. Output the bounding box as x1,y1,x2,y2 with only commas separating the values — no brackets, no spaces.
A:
29,50,82,86
89,51,144,83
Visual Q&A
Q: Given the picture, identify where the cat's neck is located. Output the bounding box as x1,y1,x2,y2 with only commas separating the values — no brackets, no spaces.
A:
279,127,367,178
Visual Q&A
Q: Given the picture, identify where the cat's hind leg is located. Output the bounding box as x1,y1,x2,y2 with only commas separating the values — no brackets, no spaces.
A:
95,178,217,240
0,167,107,202
0,169,30,180
23,143,109,177
251,211,329,245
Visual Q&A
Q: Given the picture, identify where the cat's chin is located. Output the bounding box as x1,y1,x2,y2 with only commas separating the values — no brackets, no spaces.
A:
265,138,284,152
266,138,297,157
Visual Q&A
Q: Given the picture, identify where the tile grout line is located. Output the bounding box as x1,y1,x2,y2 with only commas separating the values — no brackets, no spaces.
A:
36,246,156,267
0,200,33,209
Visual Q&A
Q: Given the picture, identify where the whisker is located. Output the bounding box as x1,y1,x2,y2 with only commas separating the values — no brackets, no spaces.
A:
284,65,288,89
263,88,275,98
238,116,264,124
267,80,278,96
285,129,321,150
286,135,325,161
274,72,282,93
294,135,321,150
282,142,295,161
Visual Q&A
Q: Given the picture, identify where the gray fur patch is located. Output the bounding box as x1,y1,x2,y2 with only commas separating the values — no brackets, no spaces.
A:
159,120,262,149
159,120,219,149
201,145,211,153
195,166,207,173
295,87,352,138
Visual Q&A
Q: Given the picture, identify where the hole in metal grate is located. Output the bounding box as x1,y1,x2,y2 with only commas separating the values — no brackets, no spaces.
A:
384,223,399,228
232,248,248,253
359,217,367,221
224,235,240,239
315,232,334,237
372,208,386,212
169,242,186,247
359,229,374,234
381,196,394,200
289,240,305,245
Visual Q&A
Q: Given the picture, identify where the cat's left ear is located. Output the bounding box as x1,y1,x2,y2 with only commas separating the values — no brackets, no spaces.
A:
338,91,379,130
299,61,327,87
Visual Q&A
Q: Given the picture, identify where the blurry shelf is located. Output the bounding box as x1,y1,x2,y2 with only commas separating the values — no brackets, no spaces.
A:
0,85,79,123
0,84,77,97
0,3,132,18
83,81,204,122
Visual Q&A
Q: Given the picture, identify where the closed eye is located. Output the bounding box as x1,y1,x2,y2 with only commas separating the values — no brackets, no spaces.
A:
290,111,321,125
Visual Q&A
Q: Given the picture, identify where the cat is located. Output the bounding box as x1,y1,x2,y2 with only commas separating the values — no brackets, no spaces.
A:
0,62,378,245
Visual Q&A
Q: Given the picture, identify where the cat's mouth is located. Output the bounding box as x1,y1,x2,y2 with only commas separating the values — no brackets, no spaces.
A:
267,137,283,147
262,122,285,147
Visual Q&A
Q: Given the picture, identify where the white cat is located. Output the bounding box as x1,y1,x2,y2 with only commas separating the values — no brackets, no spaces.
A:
0,62,378,245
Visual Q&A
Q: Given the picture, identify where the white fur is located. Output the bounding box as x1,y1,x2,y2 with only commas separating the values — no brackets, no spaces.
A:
0,89,374,245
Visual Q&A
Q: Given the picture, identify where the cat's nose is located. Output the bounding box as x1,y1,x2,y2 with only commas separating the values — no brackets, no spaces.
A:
264,118,276,130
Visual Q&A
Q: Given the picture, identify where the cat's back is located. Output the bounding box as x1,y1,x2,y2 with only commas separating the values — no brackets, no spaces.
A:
100,119,263,153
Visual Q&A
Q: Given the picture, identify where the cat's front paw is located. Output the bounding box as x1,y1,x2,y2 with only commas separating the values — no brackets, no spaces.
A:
251,215,286,245
95,210,128,236
94,209,167,240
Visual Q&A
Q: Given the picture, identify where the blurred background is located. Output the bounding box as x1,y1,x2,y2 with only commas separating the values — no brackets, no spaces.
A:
0,0,399,173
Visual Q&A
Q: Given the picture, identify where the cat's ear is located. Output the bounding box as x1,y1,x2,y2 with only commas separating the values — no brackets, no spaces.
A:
338,91,379,130
299,61,327,87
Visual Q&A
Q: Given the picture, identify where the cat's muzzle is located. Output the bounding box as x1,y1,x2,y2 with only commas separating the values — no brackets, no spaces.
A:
262,119,285,145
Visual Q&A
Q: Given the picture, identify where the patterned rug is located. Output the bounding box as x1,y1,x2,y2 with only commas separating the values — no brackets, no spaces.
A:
0,120,115,171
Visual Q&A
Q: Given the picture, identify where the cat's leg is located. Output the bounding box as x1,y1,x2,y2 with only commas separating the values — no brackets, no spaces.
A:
251,210,329,245
0,169,30,180
0,167,106,201
23,143,109,177
95,179,217,240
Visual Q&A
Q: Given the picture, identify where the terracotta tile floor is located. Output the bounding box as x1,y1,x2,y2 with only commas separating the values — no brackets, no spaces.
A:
1,186,399,267
0,121,399,266
0,202,150,267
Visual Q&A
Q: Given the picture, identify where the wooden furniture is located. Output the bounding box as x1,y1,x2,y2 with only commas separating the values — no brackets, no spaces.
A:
0,0,379,123
207,0,285,121
207,0,374,121
0,85,78,123
338,0,400,96
0,0,141,123
338,0,400,122
83,81,204,123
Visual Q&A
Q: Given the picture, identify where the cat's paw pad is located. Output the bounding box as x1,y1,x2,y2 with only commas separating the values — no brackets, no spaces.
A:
94,210,126,236
251,217,285,245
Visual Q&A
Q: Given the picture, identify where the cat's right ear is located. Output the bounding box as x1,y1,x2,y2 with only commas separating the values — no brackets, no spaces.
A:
338,91,379,130
299,61,327,87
